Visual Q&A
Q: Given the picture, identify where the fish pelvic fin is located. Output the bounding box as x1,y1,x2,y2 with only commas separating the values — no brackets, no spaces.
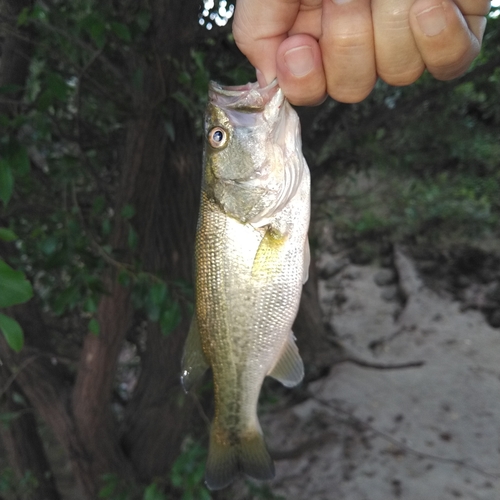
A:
268,331,304,388
205,425,275,490
181,316,210,393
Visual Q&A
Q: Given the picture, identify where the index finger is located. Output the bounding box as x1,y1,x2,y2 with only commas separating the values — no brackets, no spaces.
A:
233,0,301,84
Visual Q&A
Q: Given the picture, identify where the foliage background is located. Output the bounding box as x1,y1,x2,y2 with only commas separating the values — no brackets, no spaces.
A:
0,1,499,499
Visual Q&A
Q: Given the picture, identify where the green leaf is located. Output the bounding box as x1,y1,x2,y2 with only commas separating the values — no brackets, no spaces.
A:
118,270,131,287
12,146,30,175
0,84,23,95
110,22,132,42
17,7,30,26
0,313,24,352
92,195,106,215
83,15,107,48
46,72,70,101
89,318,100,336
127,226,138,249
160,302,181,336
121,204,135,220
40,236,58,256
0,159,14,206
0,411,25,426
136,10,152,32
31,5,48,21
143,483,167,500
149,282,167,305
102,218,111,236
84,296,98,313
52,285,80,315
0,260,33,308
0,228,17,242
164,120,175,142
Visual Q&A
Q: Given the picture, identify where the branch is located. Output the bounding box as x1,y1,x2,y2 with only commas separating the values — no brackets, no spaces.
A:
31,19,130,92
336,356,424,370
0,354,40,398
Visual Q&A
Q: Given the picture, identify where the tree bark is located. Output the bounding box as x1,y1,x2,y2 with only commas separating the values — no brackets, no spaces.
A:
71,278,135,497
0,371,61,500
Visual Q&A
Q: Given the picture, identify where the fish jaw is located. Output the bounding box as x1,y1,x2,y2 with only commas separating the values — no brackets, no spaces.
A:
208,79,282,116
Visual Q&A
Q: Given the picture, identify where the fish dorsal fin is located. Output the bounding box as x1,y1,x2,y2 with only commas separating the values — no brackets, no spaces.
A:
181,316,210,393
303,236,310,284
268,332,304,388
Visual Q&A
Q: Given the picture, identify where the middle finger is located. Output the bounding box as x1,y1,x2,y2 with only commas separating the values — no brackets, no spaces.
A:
372,0,426,85
320,0,376,103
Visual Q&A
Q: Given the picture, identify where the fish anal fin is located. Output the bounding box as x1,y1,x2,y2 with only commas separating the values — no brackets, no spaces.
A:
268,332,304,388
205,425,275,491
181,316,210,393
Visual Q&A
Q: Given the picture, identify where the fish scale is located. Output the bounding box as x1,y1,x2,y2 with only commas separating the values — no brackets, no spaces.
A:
181,80,310,490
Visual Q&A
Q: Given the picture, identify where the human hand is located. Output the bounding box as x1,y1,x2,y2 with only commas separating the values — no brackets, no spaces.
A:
233,0,491,105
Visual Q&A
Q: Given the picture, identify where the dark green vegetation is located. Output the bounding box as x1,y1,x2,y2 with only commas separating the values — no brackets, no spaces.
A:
0,1,499,499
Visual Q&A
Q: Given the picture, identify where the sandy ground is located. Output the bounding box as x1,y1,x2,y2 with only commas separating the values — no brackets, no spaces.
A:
253,249,500,500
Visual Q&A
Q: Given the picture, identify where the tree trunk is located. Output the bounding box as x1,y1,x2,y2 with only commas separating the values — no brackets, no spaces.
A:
71,277,136,497
0,372,61,500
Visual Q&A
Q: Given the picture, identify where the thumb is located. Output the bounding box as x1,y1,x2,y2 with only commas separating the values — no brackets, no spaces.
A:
233,0,301,84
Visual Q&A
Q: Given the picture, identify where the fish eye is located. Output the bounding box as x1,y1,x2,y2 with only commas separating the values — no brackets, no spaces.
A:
208,127,228,149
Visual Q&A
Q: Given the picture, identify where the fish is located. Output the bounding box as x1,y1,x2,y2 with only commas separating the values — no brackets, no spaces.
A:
181,79,310,490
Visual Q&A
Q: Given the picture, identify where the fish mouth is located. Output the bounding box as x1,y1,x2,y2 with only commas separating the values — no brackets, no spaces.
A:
208,79,282,112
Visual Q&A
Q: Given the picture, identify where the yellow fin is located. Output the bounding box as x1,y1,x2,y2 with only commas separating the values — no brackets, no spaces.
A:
205,425,275,490
251,226,288,279
181,316,209,393
268,332,304,388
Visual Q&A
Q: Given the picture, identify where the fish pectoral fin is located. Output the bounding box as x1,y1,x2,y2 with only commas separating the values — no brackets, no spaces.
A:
303,236,310,284
251,226,288,278
181,316,210,393
268,332,304,388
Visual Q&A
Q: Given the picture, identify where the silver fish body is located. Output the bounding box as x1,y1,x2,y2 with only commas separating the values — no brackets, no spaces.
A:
182,80,310,490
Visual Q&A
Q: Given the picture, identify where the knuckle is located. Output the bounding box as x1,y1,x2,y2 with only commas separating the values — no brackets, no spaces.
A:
426,41,475,71
379,65,425,87
326,81,375,104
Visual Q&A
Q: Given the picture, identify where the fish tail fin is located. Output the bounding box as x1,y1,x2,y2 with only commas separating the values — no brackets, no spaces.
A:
205,423,275,490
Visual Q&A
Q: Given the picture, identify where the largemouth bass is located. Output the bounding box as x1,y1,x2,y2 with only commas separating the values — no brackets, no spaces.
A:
181,80,310,490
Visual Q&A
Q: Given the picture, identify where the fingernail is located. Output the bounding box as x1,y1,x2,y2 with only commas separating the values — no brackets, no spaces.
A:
416,4,447,37
284,46,314,78
332,0,352,4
